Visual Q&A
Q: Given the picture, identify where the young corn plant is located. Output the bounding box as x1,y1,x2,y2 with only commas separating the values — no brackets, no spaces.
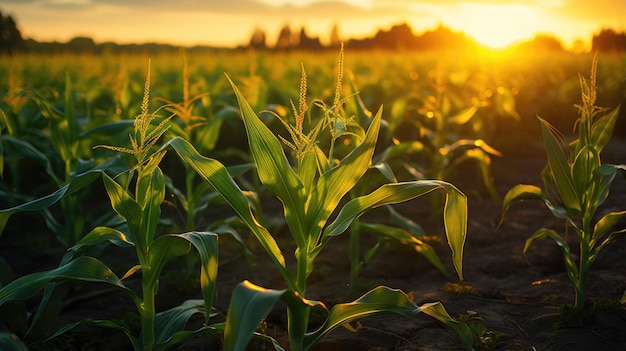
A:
385,67,502,210
500,55,625,326
343,74,452,291
157,51,253,291
0,63,221,351
165,49,473,351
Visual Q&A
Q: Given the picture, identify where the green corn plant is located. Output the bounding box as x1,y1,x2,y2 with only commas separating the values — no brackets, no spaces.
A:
164,49,473,351
156,50,253,289
0,63,222,351
384,67,502,210
0,73,133,247
343,74,452,290
500,54,625,326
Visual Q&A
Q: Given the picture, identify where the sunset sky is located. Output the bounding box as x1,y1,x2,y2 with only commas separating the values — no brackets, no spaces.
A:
1,0,624,49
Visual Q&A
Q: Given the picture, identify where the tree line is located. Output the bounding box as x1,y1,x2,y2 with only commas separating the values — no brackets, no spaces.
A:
1,9,626,55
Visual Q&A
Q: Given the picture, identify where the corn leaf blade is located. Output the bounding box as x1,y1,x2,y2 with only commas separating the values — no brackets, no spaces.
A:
538,117,580,212
223,280,287,351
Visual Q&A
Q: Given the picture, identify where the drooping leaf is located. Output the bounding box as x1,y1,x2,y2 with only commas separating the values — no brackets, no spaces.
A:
524,228,578,284
322,180,466,280
154,299,209,345
0,170,102,237
0,257,132,306
303,286,418,348
500,184,569,223
420,302,474,349
177,231,219,324
358,222,447,276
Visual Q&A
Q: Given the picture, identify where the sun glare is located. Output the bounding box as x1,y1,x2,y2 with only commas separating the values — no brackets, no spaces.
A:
448,4,543,49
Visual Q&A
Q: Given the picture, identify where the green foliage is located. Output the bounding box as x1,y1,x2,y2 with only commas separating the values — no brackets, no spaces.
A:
0,65,222,350
166,48,471,351
500,54,625,326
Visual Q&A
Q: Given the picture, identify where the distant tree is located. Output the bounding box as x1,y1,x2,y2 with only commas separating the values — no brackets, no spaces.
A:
517,34,565,52
275,24,294,50
592,28,626,52
0,10,23,55
67,36,96,53
373,23,415,50
329,23,341,48
297,28,322,50
249,27,267,49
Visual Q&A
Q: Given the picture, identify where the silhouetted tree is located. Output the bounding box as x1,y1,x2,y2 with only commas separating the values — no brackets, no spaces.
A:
67,36,96,53
0,10,23,55
329,24,341,48
297,28,322,50
275,24,294,50
514,34,565,52
592,28,626,52
249,27,267,49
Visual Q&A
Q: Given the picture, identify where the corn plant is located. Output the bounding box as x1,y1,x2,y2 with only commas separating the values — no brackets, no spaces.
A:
0,73,133,247
0,63,221,350
342,74,452,290
164,49,473,351
384,68,502,208
157,51,253,289
500,55,625,326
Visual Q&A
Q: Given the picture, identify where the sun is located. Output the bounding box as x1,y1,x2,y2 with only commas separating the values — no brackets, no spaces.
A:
448,3,543,49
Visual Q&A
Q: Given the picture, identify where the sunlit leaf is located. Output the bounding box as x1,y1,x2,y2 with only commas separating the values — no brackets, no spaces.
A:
538,117,580,213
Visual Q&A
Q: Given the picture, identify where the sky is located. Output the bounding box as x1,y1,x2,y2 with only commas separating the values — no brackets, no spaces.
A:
1,0,625,49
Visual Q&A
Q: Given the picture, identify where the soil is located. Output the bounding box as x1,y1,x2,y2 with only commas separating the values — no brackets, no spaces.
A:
1,138,625,351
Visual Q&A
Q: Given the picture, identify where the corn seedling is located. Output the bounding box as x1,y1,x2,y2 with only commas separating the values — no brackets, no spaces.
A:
500,54,625,326
0,63,222,351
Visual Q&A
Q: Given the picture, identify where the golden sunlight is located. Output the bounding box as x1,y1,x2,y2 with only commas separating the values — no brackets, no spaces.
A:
447,3,544,48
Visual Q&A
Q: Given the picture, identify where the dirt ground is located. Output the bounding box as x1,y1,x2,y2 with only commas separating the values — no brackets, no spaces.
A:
1,138,625,351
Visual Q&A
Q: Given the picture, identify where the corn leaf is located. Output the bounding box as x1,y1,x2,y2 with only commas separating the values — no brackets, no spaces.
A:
102,172,145,252
154,299,207,345
538,117,580,213
590,106,620,154
136,156,166,246
358,222,447,276
572,145,599,200
524,228,578,283
0,135,60,185
0,256,130,306
420,302,474,349
307,107,382,247
223,280,288,351
322,180,466,280
162,137,289,280
501,184,569,223
303,286,419,346
62,226,134,264
0,170,102,237
147,235,192,287
177,231,219,324
79,120,135,139
592,210,626,248
447,105,477,125
226,74,307,249
47,318,139,350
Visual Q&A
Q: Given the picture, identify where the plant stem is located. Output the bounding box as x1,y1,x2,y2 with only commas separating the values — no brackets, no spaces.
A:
349,220,361,290
573,214,593,325
141,278,156,351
